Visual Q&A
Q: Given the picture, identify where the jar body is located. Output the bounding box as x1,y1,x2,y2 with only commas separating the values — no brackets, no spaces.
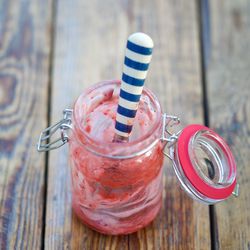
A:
69,134,164,235
68,80,164,235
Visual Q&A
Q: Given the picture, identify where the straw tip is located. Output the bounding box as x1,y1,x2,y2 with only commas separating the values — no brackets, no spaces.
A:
128,32,154,48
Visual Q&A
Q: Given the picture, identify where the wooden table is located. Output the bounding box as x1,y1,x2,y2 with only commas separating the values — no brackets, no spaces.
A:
0,0,249,249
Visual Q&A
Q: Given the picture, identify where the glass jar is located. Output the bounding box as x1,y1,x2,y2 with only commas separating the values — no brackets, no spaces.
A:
69,80,164,234
37,80,238,235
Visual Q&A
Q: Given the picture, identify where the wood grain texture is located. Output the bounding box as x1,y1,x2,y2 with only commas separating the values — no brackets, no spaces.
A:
204,0,250,249
0,0,52,249
46,0,210,249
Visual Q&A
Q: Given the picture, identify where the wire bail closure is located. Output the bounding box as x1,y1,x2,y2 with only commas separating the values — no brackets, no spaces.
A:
37,109,73,152
161,113,182,159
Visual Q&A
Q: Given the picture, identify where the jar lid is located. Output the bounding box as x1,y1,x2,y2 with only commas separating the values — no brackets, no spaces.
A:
171,124,237,203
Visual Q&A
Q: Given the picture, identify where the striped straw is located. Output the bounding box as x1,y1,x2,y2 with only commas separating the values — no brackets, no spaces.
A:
114,32,154,141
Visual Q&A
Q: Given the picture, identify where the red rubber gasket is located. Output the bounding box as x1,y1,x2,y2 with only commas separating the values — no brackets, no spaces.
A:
177,124,236,200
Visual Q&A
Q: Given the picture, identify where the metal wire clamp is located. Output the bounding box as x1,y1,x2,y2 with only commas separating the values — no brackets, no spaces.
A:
161,113,182,159
37,109,73,152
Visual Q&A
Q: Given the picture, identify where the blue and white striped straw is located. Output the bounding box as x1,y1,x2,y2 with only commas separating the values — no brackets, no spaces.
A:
114,32,154,141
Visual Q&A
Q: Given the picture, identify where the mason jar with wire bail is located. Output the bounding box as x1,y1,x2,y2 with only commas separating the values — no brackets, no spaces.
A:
37,80,238,235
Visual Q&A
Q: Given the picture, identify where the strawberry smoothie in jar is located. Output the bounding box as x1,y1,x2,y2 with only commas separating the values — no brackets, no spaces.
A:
37,79,238,235
69,80,164,235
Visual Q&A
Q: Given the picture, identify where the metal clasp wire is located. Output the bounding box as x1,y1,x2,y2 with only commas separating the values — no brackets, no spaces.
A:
37,109,73,152
161,113,182,159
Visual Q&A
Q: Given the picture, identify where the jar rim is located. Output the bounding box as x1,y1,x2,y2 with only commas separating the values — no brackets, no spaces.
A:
72,80,163,158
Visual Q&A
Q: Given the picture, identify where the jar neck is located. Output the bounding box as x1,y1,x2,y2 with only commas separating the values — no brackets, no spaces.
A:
71,80,163,159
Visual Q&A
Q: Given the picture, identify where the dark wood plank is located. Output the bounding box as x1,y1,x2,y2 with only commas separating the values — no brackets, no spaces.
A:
45,0,210,249
203,0,250,249
0,0,53,249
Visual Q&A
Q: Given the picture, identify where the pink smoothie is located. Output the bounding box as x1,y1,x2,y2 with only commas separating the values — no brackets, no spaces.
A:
69,80,164,235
